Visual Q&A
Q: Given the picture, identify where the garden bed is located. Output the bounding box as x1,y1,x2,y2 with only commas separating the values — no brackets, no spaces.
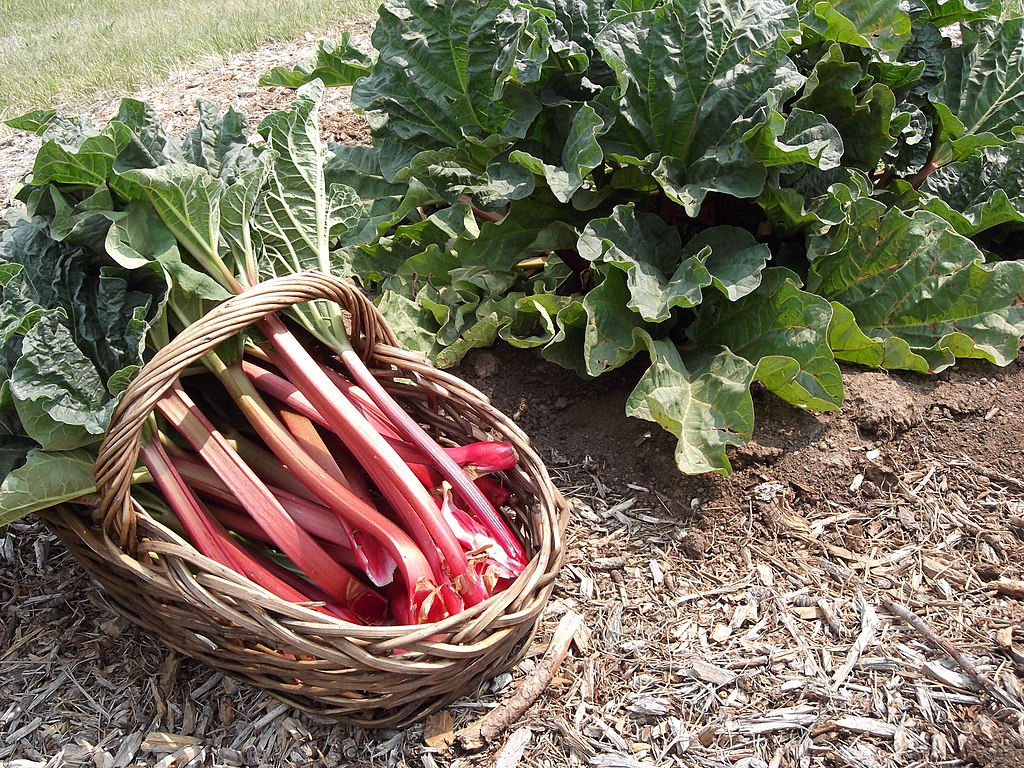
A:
1,24,1022,768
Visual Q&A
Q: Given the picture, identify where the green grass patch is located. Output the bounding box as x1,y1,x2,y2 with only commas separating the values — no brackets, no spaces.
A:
0,0,376,123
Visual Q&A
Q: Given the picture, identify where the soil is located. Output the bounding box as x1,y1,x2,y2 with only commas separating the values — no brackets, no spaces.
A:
462,345,1024,516
2,22,1024,768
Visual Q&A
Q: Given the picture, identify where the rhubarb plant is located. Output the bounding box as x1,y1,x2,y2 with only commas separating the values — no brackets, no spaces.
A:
2,87,528,624
268,0,1024,474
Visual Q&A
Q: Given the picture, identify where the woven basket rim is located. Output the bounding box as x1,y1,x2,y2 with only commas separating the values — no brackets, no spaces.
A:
79,270,566,637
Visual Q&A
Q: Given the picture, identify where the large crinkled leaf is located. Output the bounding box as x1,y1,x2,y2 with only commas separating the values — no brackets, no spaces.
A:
920,0,999,26
376,289,445,358
794,44,896,170
0,448,97,525
827,300,931,372
758,167,872,235
807,202,1024,371
626,339,756,474
595,0,797,162
219,154,273,277
691,268,844,410
453,197,581,271
119,164,225,270
530,0,616,84
260,33,375,88
105,204,231,306
581,268,651,375
397,138,535,206
931,18,1024,160
577,204,710,323
181,101,254,182
696,227,771,301
0,217,161,453
351,0,547,180
509,104,605,203
920,141,1024,236
111,98,186,171
46,185,121,246
595,0,801,214
11,313,113,449
26,121,136,197
800,0,912,58
255,81,363,280
0,217,162,385
744,108,845,171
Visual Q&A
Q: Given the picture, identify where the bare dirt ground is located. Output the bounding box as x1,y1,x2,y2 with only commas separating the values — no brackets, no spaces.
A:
2,23,1024,768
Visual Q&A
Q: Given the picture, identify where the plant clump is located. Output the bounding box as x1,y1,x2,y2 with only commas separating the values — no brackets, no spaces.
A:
263,0,1024,474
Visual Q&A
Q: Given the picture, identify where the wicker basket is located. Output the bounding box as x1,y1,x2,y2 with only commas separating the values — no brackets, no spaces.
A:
37,272,567,727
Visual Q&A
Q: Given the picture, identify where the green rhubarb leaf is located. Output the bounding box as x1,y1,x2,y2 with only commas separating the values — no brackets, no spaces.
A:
119,164,225,270
4,109,62,135
577,204,711,322
181,101,254,181
255,81,363,279
691,268,844,411
28,121,136,197
696,227,771,301
794,44,896,170
919,141,1024,236
539,297,588,374
47,185,120,246
510,104,605,203
827,301,931,372
1,217,161,387
595,0,800,214
931,19,1024,161
801,0,912,58
496,292,568,349
0,448,97,525
352,0,547,180
920,0,999,25
325,144,411,207
111,98,185,171
11,314,112,449
376,290,443,357
745,108,844,171
582,268,650,375
0,435,34,477
454,197,580,271
626,339,756,475
807,202,1024,371
106,204,231,304
260,33,375,88
219,154,273,276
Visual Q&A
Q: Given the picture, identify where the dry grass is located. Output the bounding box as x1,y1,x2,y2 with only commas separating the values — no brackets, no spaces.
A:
0,0,375,125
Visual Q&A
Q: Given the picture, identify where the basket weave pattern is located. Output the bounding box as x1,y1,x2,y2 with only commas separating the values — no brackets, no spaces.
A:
38,272,566,727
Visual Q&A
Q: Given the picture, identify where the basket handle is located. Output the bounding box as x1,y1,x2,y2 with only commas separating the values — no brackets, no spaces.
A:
93,272,396,550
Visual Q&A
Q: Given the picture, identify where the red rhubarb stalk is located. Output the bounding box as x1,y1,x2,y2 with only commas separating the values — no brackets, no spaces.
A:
156,383,382,614
139,437,374,622
258,315,492,606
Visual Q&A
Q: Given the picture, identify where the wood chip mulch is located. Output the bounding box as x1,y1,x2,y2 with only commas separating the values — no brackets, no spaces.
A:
2,21,1023,768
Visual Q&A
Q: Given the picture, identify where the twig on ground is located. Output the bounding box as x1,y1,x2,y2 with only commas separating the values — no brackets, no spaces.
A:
457,611,583,752
881,598,1019,711
951,459,1024,492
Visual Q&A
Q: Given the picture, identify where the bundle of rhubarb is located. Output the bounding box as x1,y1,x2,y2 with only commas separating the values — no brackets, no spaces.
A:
0,83,564,717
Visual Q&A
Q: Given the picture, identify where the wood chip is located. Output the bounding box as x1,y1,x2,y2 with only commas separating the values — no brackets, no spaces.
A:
992,578,1024,600
494,725,532,768
141,733,200,754
682,659,737,686
423,710,455,751
833,715,899,739
996,626,1014,650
